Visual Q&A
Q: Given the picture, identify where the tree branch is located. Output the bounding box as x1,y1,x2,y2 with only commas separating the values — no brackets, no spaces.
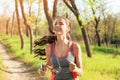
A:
69,0,79,14
53,0,58,19
63,0,76,14
43,0,53,28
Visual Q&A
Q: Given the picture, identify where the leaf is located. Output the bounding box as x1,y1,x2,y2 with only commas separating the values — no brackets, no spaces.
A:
78,15,83,22
83,21,88,26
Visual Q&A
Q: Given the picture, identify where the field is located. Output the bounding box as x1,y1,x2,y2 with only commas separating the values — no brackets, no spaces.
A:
0,34,120,80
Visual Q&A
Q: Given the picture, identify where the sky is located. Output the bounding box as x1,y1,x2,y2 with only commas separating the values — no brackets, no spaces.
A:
0,0,120,17
107,0,120,14
0,0,15,16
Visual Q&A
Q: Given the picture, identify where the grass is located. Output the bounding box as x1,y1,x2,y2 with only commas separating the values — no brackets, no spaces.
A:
0,55,7,80
0,33,120,80
81,52,120,80
0,33,41,68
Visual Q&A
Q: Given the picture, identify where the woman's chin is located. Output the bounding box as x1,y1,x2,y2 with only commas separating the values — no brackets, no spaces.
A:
55,32,63,35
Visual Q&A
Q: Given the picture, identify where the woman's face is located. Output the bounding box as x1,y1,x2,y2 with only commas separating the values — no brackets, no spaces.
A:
53,18,70,35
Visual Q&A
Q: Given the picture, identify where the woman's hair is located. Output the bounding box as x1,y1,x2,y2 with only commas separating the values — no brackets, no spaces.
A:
34,16,72,58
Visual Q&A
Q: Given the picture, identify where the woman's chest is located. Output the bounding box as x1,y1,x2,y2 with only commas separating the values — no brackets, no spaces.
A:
50,52,75,67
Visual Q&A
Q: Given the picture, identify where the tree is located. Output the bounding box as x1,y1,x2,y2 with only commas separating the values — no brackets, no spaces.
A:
103,15,114,47
0,15,8,33
63,0,92,57
6,17,10,35
33,0,46,36
104,15,119,47
28,0,34,17
25,0,35,37
15,0,24,49
34,0,41,36
53,0,58,19
19,0,34,53
84,0,107,46
11,11,15,37
43,0,58,31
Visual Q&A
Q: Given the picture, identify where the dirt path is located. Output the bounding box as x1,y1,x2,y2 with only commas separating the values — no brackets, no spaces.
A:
0,44,40,80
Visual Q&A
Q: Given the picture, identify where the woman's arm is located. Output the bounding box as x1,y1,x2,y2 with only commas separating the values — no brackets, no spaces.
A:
45,44,52,69
38,44,52,76
69,42,83,76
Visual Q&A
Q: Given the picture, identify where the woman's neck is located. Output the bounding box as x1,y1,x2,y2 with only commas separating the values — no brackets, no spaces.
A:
56,35,69,45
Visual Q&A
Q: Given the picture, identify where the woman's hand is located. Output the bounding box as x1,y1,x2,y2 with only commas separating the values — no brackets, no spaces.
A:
69,62,77,72
38,69,46,76
38,64,46,76
38,64,52,76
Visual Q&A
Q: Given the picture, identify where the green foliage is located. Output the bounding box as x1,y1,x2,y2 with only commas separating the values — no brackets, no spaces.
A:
112,24,120,42
58,0,71,16
78,15,83,23
70,22,83,41
92,46,120,54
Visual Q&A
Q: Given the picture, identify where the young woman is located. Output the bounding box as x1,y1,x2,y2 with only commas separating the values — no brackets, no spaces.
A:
38,16,83,80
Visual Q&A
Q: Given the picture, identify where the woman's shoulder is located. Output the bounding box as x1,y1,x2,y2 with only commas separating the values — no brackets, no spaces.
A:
45,43,55,54
45,44,53,57
71,41,81,54
71,41,80,48
45,44,52,52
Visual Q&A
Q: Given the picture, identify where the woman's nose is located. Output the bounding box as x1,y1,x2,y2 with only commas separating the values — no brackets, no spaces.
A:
55,23,59,26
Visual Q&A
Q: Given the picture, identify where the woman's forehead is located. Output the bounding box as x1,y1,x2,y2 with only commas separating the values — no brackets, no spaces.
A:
54,18,66,22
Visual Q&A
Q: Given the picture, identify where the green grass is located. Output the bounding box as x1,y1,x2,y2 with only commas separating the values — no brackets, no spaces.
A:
0,55,7,80
0,33,41,68
81,52,120,80
92,46,120,55
0,33,120,80
80,44,120,80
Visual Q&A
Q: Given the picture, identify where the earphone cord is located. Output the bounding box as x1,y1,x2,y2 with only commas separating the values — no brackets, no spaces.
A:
56,57,61,69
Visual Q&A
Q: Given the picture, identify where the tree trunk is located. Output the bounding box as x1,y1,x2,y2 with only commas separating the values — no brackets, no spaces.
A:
25,27,29,37
63,0,92,57
76,15,92,57
104,34,109,47
43,0,58,33
6,18,10,35
11,11,15,37
91,6,101,46
19,0,33,53
34,1,41,36
95,20,101,46
52,0,58,19
96,30,101,46
25,0,33,37
15,0,24,49
43,0,53,28
28,1,32,17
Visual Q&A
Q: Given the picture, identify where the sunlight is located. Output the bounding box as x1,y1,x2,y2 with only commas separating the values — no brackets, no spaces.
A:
0,0,14,16
0,0,120,17
107,0,120,14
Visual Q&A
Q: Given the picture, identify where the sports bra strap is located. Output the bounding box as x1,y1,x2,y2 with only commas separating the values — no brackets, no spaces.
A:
50,42,76,57
72,42,76,57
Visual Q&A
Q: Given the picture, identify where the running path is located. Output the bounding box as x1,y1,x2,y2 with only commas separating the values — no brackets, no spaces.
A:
0,44,41,80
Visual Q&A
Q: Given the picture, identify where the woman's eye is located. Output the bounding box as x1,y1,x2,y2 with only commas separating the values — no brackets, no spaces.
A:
54,22,57,25
54,22,64,26
59,22,64,25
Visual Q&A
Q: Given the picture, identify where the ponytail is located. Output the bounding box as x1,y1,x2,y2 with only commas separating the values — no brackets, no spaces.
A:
34,35,57,57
